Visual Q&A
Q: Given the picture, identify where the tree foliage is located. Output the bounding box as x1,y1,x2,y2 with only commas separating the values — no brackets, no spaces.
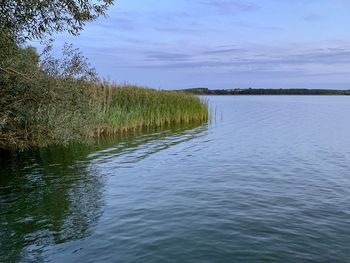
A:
0,0,114,41
0,42,100,150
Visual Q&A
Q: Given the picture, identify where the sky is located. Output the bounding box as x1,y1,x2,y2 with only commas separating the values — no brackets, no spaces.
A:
38,0,350,89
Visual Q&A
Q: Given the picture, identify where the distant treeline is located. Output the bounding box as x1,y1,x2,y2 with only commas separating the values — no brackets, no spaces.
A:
183,88,350,95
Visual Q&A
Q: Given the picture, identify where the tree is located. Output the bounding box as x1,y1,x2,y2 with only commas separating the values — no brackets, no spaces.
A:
0,0,114,41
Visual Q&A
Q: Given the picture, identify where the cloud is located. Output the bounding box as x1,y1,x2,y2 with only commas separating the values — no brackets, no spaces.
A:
236,21,284,31
118,44,350,75
153,26,205,35
303,14,323,22
192,0,259,14
144,51,193,62
92,11,137,31
203,47,248,55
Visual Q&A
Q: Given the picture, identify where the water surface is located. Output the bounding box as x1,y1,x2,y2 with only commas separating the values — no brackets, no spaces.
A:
1,96,350,262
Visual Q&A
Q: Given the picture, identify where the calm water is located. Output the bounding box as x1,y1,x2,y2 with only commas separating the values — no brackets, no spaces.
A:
1,96,350,262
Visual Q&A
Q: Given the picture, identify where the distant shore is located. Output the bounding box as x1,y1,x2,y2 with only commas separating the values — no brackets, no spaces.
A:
182,88,350,96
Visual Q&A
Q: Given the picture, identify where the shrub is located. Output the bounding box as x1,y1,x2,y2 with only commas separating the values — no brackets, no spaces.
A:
0,41,208,151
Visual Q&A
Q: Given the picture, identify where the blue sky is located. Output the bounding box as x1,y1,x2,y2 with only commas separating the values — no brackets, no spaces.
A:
41,0,350,89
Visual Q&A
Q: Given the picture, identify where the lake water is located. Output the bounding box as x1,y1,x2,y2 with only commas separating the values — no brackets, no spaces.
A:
1,96,350,262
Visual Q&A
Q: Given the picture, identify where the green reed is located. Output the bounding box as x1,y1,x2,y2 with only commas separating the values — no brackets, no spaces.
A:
94,83,208,135
0,78,208,151
0,40,208,151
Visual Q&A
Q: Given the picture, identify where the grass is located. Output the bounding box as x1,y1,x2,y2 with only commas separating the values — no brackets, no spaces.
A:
0,40,208,151
95,83,208,134
0,79,208,151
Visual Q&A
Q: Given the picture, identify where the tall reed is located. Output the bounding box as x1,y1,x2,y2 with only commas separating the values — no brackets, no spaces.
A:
1,79,208,151
0,42,208,151
94,83,208,135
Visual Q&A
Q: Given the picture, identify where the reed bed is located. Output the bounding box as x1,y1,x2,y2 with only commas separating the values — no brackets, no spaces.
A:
95,83,208,135
0,78,208,151
0,42,208,151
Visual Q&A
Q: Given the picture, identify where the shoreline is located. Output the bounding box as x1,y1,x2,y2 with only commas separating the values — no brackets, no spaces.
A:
182,88,350,96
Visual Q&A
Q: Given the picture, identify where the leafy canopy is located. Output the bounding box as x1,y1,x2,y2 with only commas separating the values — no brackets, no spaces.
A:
0,0,114,40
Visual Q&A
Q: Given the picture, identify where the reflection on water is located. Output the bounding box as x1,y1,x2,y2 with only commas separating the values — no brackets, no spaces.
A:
2,96,350,262
0,124,208,262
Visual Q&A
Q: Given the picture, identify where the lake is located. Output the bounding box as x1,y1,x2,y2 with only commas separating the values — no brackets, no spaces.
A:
1,96,350,262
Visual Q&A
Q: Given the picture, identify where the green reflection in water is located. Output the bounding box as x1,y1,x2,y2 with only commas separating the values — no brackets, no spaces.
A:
0,123,208,262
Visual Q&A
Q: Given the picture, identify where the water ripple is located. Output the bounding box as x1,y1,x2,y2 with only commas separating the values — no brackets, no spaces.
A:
2,96,350,262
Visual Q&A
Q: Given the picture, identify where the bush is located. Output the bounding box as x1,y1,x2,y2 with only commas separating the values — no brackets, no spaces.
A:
0,39,208,151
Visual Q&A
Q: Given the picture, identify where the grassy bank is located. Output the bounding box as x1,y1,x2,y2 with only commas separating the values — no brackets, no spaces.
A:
0,80,208,151
95,84,208,134
0,42,208,151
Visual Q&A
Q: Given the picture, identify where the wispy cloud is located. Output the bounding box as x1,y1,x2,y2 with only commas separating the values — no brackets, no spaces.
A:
236,21,284,31
144,51,193,62
121,44,350,73
153,26,206,35
92,11,138,31
47,0,350,89
192,0,259,14
303,14,323,22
